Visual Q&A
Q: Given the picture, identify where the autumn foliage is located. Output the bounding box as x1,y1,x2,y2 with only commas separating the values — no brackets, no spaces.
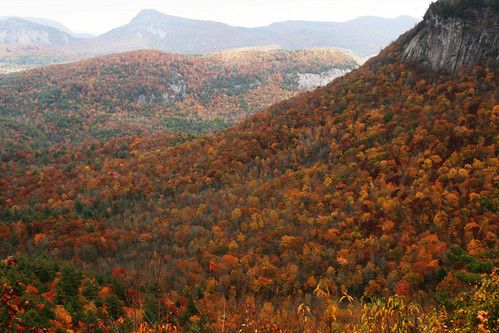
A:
0,22,498,332
0,48,356,152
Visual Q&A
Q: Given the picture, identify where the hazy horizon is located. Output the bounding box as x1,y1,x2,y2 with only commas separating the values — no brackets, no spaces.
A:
3,0,433,35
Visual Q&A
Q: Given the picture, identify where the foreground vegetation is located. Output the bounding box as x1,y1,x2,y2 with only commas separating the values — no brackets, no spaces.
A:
2,255,498,332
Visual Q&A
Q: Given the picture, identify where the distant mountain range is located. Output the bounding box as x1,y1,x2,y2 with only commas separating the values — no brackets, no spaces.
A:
0,10,419,58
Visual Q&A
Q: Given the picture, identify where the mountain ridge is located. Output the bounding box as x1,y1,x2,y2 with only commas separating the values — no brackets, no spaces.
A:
0,48,357,148
0,11,419,58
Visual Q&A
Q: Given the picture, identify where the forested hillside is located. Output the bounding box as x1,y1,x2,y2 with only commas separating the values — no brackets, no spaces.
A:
0,45,83,73
0,0,498,332
1,38,498,333
0,48,356,152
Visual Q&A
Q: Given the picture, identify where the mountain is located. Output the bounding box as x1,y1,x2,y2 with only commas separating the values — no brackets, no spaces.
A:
257,15,420,58
83,9,259,54
0,10,418,66
0,16,95,39
0,48,356,149
82,10,419,58
0,0,497,332
0,18,87,73
0,18,79,46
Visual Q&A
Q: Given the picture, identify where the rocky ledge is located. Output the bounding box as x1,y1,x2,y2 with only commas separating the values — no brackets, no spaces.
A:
403,2,498,73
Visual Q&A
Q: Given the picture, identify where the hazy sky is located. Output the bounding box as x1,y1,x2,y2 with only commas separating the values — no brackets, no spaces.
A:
3,0,434,35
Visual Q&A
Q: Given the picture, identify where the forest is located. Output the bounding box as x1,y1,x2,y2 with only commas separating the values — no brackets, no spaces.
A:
1,2,498,332
0,48,356,152
0,45,85,74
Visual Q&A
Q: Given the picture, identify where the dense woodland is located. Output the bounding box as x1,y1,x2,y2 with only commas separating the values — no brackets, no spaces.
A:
0,48,356,153
1,4,499,331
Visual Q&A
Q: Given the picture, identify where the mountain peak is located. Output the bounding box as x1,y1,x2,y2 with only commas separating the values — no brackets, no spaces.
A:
132,9,164,20
403,0,499,72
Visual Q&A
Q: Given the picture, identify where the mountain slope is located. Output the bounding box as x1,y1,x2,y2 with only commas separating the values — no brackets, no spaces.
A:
0,48,356,149
259,15,420,57
0,18,79,46
0,19,84,72
85,9,259,54
1,38,497,333
82,10,419,57
0,0,497,331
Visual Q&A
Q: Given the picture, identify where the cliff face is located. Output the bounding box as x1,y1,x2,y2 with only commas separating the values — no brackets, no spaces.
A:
297,68,351,90
403,4,499,72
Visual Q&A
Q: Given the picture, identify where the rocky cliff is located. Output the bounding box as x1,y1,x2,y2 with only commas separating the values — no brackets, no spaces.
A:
297,68,351,90
403,1,499,73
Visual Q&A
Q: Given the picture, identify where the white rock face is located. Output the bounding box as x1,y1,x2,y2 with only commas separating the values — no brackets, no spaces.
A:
162,73,187,104
162,82,186,104
297,68,351,90
136,72,187,105
137,94,156,105
148,26,168,39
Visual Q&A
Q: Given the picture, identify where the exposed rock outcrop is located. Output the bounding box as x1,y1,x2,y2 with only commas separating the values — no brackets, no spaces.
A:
403,1,498,73
161,73,187,104
297,68,351,90
136,71,186,105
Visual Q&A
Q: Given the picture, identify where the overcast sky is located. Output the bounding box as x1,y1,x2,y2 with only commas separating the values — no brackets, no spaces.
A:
3,0,434,35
